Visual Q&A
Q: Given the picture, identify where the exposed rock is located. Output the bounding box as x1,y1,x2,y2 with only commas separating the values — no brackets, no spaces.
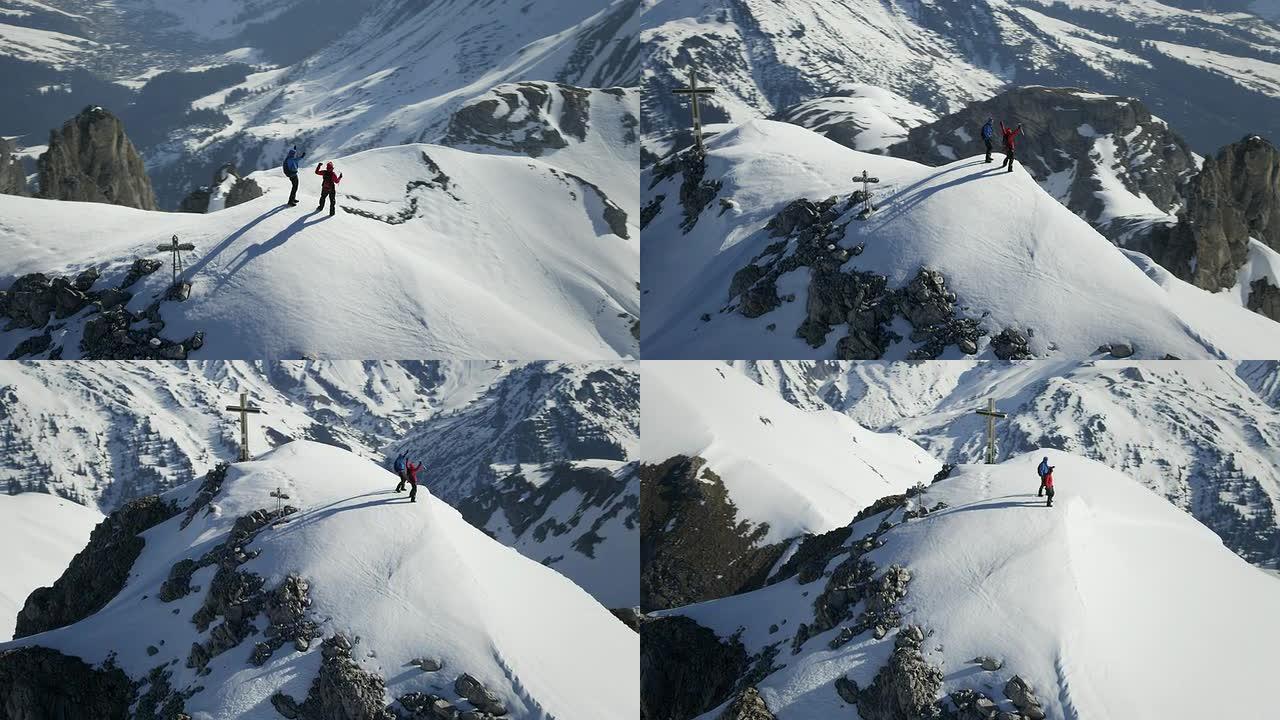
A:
848,627,944,720
640,456,787,611
455,673,508,715
121,258,163,288
37,105,158,210
1248,277,1280,320
650,146,723,233
610,606,642,632
1003,675,1046,720
989,328,1033,360
15,495,179,638
640,614,748,720
443,82,592,156
716,686,775,720
970,656,1003,672
0,137,27,196
0,646,133,719
274,635,393,720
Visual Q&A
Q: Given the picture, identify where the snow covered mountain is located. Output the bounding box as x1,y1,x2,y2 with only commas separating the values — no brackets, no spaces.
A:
642,453,1280,720
1,0,643,206
0,441,639,719
641,120,1280,359
639,361,940,610
0,360,640,608
0,124,640,359
736,359,1280,572
0,492,101,640
640,0,1280,156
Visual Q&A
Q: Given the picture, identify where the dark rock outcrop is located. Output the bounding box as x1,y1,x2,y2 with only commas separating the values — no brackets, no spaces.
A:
0,646,134,719
1140,135,1280,304
0,137,28,196
15,495,179,638
37,105,158,210
640,614,748,720
273,634,393,720
890,86,1196,234
648,146,723,233
179,163,263,213
640,456,788,611
846,627,944,720
716,686,775,720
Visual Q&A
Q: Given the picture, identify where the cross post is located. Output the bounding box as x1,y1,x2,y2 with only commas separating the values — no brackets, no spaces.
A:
156,234,196,288
974,398,1007,465
672,66,716,151
854,170,881,218
224,391,264,462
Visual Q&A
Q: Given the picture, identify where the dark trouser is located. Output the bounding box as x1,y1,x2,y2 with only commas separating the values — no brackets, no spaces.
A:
984,138,993,162
1038,478,1046,496
287,173,299,203
1046,486,1055,506
407,477,418,502
318,187,336,215
1002,146,1015,171
395,470,407,492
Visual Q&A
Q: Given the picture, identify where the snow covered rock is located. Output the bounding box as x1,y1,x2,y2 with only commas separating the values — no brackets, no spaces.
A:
0,441,638,719
0,138,27,196
658,453,1280,719
775,85,937,153
36,106,157,210
642,120,1280,359
889,86,1197,239
0,493,102,641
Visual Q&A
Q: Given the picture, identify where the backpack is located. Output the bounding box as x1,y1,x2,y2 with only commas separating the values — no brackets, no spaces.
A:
981,122,993,140
393,455,406,472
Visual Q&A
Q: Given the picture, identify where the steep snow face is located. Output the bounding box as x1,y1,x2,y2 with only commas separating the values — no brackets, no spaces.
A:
641,0,1280,153
394,362,640,504
0,140,639,360
641,120,1280,359
739,360,1280,570
672,453,1280,720
463,460,639,608
774,85,939,153
0,493,102,640
0,360,510,511
640,361,940,542
2,442,639,719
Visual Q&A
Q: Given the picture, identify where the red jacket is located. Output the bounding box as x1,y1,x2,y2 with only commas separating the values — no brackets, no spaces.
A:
405,462,421,483
1001,123,1021,150
1042,470,1054,488
316,164,342,190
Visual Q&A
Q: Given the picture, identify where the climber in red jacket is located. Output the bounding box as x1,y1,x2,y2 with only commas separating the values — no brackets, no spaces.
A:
404,460,421,503
1042,466,1055,508
315,162,343,217
1000,122,1023,173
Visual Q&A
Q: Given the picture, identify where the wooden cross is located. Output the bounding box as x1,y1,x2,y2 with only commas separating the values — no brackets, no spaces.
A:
975,398,1007,465
156,234,196,287
224,391,263,462
854,170,881,217
672,66,716,151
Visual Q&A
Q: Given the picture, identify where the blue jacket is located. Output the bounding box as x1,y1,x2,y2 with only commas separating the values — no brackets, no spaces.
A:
393,453,407,473
1038,458,1050,478
981,121,994,140
284,150,305,175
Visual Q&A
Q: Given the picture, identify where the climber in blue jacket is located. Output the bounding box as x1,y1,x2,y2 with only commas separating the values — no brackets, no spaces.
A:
283,147,307,206
1037,456,1051,496
981,118,995,163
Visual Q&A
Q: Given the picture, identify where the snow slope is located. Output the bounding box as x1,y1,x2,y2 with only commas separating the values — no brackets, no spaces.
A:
0,492,101,640
672,453,1280,719
641,120,1280,359
774,85,938,153
736,359,1280,571
2,441,639,719
0,140,639,359
640,361,940,542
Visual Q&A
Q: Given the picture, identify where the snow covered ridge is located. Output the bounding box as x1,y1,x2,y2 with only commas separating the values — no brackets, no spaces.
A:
639,361,940,610
0,493,101,641
642,453,1280,720
640,0,1280,154
640,120,1280,359
737,359,1280,572
0,442,639,719
0,136,640,360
